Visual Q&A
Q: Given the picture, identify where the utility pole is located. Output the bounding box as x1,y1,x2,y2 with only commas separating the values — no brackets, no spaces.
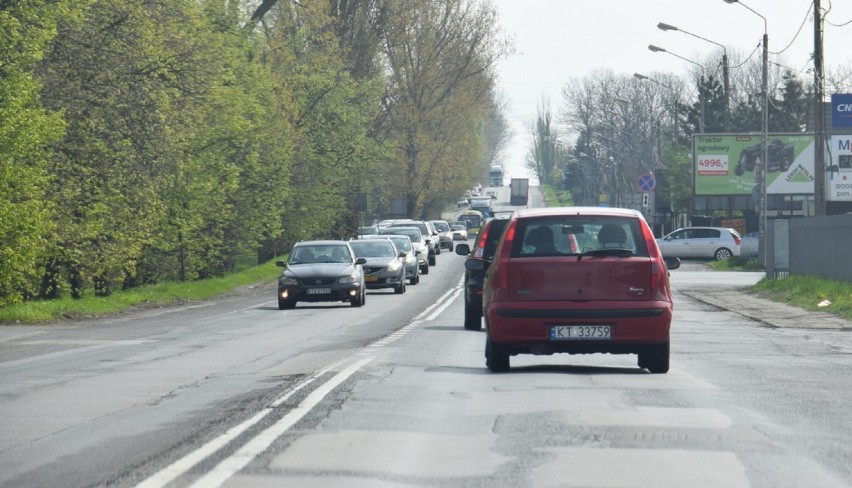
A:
814,0,826,215
722,52,730,131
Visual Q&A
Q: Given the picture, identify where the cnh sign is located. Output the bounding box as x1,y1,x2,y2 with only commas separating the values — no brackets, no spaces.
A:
832,94,852,128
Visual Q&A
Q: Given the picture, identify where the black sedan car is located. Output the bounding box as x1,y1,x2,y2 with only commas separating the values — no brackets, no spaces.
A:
454,215,511,330
275,240,367,309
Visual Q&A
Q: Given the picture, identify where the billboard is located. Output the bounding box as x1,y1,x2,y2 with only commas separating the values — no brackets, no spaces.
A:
831,94,852,128
693,134,814,196
827,135,852,201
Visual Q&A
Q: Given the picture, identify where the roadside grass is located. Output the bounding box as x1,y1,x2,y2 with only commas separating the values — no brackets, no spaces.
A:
0,258,283,324
540,184,573,207
705,257,852,321
750,274,852,321
706,256,764,271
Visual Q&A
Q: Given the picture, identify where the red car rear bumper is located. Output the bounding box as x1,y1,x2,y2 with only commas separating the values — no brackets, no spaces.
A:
485,300,672,349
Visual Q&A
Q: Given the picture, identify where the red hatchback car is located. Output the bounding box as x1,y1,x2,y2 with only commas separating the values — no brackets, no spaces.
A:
475,207,680,373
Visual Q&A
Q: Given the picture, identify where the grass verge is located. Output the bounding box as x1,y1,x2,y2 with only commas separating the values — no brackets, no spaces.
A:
540,184,573,207
706,256,764,271
0,259,282,324
750,274,852,321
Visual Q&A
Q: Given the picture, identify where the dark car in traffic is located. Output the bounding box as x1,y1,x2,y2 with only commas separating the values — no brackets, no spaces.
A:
275,240,367,309
455,214,512,330
477,207,680,373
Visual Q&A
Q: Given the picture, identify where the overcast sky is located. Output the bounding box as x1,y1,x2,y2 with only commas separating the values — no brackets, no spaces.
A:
491,0,852,181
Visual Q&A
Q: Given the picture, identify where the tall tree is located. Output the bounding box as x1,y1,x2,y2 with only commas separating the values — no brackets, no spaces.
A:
261,0,384,242
379,0,510,218
0,0,73,304
527,98,560,185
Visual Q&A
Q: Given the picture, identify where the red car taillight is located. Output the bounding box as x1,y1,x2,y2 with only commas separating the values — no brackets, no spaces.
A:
731,231,741,245
641,221,670,301
473,222,489,258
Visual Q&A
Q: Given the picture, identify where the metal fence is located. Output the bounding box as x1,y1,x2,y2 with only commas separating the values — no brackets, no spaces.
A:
767,214,852,282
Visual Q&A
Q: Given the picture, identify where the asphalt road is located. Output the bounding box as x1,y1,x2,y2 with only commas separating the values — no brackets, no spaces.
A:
1,188,851,488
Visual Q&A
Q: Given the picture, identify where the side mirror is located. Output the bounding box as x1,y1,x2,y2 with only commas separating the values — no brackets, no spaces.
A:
355,257,367,265
398,251,407,258
455,243,471,256
464,258,485,272
275,260,287,267
664,257,681,270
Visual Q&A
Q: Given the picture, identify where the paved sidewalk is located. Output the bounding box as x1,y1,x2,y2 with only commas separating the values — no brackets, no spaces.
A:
680,287,852,330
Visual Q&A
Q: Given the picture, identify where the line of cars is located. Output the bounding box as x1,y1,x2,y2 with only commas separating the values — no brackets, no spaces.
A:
274,218,463,309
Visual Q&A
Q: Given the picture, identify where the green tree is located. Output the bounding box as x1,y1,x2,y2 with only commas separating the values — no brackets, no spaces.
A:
379,0,510,218
527,98,560,186
261,0,384,242
0,0,73,304
37,1,264,292
771,70,810,132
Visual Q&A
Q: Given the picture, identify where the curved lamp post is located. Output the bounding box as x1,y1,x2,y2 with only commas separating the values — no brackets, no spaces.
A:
648,45,705,133
657,22,730,130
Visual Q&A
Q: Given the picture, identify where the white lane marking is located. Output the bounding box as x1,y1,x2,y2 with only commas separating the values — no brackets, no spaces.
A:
136,275,463,488
188,357,373,488
412,282,461,322
134,357,351,488
369,277,463,349
426,288,462,321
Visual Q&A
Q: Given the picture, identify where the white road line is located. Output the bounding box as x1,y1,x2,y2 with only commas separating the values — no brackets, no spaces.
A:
133,357,351,488
188,357,374,488
426,288,462,321
412,280,463,322
135,277,463,487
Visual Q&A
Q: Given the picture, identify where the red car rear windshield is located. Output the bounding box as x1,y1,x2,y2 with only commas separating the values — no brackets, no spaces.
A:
509,217,650,258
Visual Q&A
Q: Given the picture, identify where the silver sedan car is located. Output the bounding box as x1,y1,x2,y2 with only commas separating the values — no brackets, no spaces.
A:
349,239,407,294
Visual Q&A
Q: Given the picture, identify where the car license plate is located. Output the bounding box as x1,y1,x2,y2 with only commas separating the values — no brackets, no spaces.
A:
306,288,331,295
550,325,611,340
365,275,378,282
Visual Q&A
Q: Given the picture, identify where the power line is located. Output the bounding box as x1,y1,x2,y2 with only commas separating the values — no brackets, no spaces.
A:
769,1,814,55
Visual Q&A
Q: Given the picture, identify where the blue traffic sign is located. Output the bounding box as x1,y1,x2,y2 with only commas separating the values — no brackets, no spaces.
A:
637,173,656,192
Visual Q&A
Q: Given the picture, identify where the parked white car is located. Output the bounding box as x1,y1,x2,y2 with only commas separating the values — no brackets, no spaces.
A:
656,227,742,261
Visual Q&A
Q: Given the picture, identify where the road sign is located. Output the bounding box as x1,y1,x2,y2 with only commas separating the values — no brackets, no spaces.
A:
642,192,650,208
637,173,655,192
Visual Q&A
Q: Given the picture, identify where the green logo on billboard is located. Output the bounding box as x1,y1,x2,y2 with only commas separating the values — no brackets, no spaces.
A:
785,164,814,183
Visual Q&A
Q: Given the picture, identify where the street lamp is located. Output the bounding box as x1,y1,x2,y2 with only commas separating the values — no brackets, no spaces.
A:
657,22,730,130
724,0,768,265
648,45,705,133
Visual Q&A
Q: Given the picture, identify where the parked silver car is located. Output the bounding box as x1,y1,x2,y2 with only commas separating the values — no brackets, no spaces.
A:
656,227,742,260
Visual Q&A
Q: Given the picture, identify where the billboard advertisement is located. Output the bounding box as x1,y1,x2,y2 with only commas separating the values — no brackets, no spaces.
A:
694,134,815,196
827,135,852,201
831,94,852,128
